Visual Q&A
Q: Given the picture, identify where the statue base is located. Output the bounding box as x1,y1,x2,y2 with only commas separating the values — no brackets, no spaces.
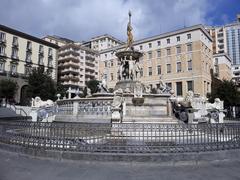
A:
115,80,143,93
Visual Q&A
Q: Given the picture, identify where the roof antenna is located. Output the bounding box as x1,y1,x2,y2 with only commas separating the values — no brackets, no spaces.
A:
184,18,186,28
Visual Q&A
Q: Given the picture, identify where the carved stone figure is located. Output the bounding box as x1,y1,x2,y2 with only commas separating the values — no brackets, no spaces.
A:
134,60,141,80
31,97,54,108
145,85,151,94
86,88,92,98
134,82,143,98
97,74,109,93
126,11,134,50
111,89,125,122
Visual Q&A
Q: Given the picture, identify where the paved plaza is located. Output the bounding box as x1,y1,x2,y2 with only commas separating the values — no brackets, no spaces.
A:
0,149,240,180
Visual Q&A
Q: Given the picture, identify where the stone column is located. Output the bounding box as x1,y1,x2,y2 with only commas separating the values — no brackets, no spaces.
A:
73,100,79,115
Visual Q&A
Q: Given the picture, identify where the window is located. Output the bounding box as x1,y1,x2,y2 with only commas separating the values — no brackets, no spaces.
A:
187,81,194,91
39,45,44,54
48,48,53,56
105,54,107,58
140,45,143,50
157,41,161,46
11,48,18,59
215,58,218,64
187,33,191,40
177,36,180,42
111,60,113,66
148,67,152,76
207,82,210,93
177,62,181,72
176,46,181,54
187,44,192,52
10,64,17,74
148,52,152,59
167,38,170,44
167,64,171,73
148,43,152,48
48,59,53,67
157,50,161,57
0,61,5,71
187,60,192,71
157,65,161,75
105,61,108,67
0,32,6,42
25,66,32,75
110,73,113,81
38,55,44,65
26,41,32,50
167,48,171,56
12,36,18,46
26,52,31,62
176,82,183,96
0,45,5,55
140,68,143,77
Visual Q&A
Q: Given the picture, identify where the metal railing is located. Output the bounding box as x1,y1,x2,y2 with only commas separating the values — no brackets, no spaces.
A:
0,121,240,154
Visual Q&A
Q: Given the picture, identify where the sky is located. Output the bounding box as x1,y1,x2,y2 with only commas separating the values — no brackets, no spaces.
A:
0,0,239,42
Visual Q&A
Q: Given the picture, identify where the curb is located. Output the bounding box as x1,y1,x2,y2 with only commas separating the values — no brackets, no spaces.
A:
1,142,240,165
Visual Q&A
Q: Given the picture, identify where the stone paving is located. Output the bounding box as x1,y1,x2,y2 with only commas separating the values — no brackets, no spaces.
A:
1,149,240,180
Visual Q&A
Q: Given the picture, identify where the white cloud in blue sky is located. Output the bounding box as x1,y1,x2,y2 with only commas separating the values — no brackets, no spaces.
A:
0,0,237,42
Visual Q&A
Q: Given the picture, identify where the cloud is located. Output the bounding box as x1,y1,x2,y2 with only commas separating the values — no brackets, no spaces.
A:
0,0,213,42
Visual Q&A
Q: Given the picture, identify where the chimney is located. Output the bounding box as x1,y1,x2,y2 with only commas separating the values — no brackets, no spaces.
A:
237,14,240,23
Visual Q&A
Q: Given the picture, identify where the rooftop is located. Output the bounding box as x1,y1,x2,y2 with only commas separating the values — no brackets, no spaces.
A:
0,24,59,49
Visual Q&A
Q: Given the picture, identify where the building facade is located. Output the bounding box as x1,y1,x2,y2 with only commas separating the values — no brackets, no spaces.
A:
99,25,213,97
213,53,232,81
43,35,74,47
58,43,99,97
0,24,59,103
82,34,124,51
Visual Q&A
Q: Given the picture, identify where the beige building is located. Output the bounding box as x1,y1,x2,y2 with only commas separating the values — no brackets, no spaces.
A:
82,34,124,51
213,53,232,80
58,43,99,97
99,24,213,97
43,35,74,47
0,24,59,104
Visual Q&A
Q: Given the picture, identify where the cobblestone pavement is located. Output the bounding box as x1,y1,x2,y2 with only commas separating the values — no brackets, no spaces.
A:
0,149,240,180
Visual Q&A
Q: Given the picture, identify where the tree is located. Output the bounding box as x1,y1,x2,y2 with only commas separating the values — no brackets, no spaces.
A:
27,67,57,101
207,80,240,108
0,79,18,103
85,79,100,94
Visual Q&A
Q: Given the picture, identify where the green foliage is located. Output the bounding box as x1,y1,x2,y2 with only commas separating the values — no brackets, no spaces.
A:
207,80,240,107
108,88,114,93
27,67,57,101
85,79,100,94
56,81,67,97
0,79,18,102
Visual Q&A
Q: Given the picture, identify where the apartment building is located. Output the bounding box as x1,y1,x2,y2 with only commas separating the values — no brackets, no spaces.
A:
58,43,98,97
43,35,74,47
213,53,232,80
206,14,240,82
0,24,59,103
82,34,124,51
99,24,213,97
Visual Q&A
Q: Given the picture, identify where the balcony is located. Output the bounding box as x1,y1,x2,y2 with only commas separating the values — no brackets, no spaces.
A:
12,41,18,48
58,55,80,63
0,52,6,57
58,49,80,57
61,61,79,68
0,38,6,44
61,67,79,75
11,55,19,60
